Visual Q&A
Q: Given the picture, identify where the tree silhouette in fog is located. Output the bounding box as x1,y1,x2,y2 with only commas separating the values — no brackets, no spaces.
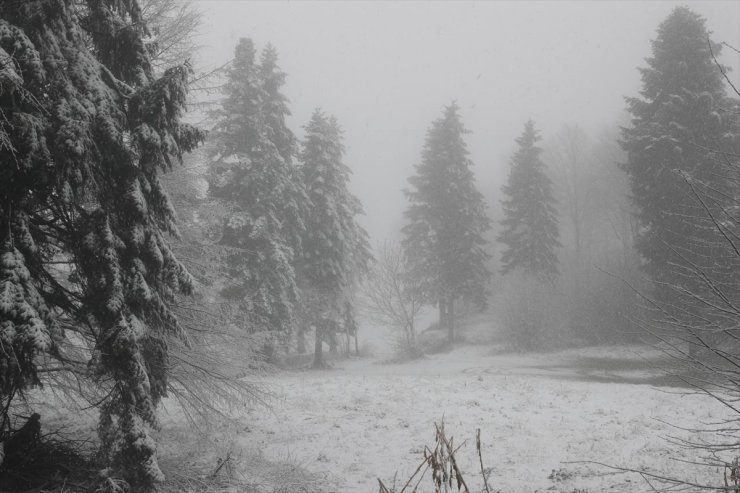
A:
403,103,491,343
499,119,561,283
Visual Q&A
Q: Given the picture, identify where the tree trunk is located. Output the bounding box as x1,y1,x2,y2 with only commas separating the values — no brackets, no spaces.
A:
313,325,323,368
297,327,306,354
439,298,447,331
345,328,351,356
329,327,337,354
354,331,359,356
448,298,455,343
407,322,417,355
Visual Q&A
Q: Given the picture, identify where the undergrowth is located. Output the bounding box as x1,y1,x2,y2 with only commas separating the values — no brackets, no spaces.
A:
0,414,100,493
377,422,592,493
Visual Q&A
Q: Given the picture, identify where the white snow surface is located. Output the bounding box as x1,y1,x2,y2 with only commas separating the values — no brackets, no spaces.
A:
228,345,732,492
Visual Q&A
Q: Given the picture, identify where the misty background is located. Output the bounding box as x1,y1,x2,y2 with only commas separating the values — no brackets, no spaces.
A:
193,0,740,242
4,1,740,491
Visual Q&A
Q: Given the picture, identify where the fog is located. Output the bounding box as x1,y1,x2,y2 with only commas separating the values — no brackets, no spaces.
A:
193,0,740,242
6,1,740,490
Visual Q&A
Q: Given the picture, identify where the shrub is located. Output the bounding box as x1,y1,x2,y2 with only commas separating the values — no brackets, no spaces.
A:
494,273,568,350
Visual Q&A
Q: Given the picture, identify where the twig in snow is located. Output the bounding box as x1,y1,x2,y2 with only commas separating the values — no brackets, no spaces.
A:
477,428,492,493
209,450,232,478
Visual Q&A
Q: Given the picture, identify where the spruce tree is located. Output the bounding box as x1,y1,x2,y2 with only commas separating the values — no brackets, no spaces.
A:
297,110,370,367
402,103,491,343
621,7,733,290
209,39,305,336
499,120,561,282
259,43,297,164
0,1,204,490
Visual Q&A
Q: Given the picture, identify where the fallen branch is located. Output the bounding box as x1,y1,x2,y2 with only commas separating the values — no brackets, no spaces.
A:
209,451,232,479
565,459,740,491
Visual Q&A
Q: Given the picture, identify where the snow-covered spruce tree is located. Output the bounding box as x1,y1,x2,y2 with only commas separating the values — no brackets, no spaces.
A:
297,110,370,368
402,103,491,343
621,7,735,300
259,43,297,165
209,38,305,338
499,120,561,282
0,0,204,490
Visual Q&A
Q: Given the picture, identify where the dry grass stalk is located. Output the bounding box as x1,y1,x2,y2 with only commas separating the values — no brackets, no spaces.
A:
725,456,740,491
476,428,492,493
378,421,485,493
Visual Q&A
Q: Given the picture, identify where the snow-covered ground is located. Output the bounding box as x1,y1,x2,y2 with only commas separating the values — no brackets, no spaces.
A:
228,344,732,493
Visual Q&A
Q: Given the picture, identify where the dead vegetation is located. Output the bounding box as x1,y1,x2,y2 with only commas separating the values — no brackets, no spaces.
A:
157,420,329,493
0,410,327,493
0,413,100,493
377,421,489,493
377,422,607,493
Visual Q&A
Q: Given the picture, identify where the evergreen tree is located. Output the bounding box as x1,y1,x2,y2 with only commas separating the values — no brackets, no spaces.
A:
499,120,561,282
259,43,297,164
297,110,370,367
0,0,204,490
402,103,491,343
209,39,305,336
621,7,734,290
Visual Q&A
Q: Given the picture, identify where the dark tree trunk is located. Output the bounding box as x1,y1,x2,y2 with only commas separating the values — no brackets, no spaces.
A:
354,331,359,355
313,325,324,368
297,327,306,354
345,328,351,356
329,328,337,354
448,298,455,343
439,298,447,331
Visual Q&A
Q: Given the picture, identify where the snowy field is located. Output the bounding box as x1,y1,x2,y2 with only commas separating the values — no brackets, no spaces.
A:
207,344,733,493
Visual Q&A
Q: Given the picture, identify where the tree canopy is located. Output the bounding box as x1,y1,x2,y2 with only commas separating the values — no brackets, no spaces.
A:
499,120,561,282
208,38,306,335
621,6,735,291
297,109,370,366
0,0,204,489
402,103,491,341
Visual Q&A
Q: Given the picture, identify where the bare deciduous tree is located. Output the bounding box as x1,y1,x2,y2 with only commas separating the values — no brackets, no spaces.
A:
362,243,423,357
547,124,595,261
140,0,203,74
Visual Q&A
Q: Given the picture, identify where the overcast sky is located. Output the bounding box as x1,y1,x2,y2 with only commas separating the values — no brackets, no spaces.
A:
192,0,740,243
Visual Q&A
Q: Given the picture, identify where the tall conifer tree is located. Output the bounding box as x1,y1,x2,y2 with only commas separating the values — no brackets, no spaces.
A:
209,39,305,335
499,120,561,282
298,110,370,367
0,1,204,489
402,103,491,342
621,7,733,290
259,43,297,164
